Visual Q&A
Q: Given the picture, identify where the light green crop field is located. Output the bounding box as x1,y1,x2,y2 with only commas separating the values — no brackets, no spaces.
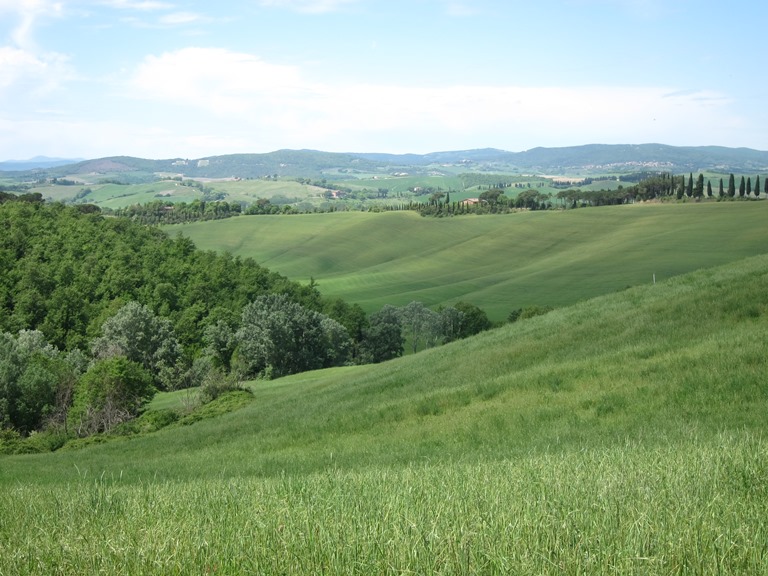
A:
2,254,768,574
168,201,768,320
27,179,330,209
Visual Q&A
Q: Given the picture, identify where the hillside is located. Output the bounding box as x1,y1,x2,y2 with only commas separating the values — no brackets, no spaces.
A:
1,254,767,573
170,202,768,320
4,144,768,181
3,250,767,479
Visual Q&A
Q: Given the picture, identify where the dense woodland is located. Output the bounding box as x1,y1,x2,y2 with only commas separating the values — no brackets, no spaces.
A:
0,196,491,444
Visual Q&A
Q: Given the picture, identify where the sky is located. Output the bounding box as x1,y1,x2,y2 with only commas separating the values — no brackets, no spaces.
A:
1,0,767,160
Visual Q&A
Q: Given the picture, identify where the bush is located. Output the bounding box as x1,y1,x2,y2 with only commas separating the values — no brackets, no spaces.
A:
68,357,155,436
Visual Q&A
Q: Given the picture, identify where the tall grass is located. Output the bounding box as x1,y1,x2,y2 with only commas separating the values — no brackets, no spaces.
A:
1,434,766,574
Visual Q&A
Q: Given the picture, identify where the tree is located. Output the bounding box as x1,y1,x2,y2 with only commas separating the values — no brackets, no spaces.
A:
718,178,724,198
756,176,761,198
0,330,82,434
398,301,440,354
91,301,181,389
203,319,237,372
676,176,685,200
68,357,154,436
479,188,504,204
706,180,712,198
739,176,746,198
453,301,492,338
694,174,704,199
728,174,736,197
234,294,348,378
747,177,752,197
686,173,693,198
359,305,404,364
437,306,465,344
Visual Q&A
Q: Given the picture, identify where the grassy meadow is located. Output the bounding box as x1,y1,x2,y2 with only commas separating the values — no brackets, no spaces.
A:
2,253,768,574
29,178,329,209
169,201,768,320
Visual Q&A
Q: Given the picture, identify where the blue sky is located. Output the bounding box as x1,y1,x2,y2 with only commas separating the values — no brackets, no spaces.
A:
1,0,766,160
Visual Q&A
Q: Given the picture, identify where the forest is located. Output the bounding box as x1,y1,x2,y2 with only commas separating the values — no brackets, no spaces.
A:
0,196,490,445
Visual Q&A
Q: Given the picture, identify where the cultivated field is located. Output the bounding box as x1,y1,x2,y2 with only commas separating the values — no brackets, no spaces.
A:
169,201,768,320
2,253,768,574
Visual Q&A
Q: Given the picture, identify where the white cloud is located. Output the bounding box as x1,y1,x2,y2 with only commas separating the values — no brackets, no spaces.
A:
158,11,205,25
0,1,71,98
123,47,743,154
257,0,359,14
130,47,305,115
101,0,175,10
0,0,64,49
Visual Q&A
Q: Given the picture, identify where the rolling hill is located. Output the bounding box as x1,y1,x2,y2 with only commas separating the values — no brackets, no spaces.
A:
4,144,768,181
168,202,768,320
2,252,767,573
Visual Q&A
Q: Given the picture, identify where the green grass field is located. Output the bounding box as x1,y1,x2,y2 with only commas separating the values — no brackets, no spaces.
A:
2,253,768,573
168,201,768,320
27,178,330,209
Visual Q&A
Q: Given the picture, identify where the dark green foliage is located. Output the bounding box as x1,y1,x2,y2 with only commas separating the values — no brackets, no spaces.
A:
0,201,321,353
68,357,154,436
234,294,350,379
508,305,554,323
91,301,181,390
739,176,746,197
114,199,242,225
0,330,82,434
728,174,736,197
359,305,404,363
694,174,704,198
453,301,493,338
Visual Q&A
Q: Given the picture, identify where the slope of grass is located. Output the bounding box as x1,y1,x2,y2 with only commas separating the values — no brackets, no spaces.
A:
3,252,767,481
2,254,768,574
169,201,768,320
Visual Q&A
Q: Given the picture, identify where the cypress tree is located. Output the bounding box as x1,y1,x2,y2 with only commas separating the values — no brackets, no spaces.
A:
739,176,746,198
728,174,736,197
747,177,752,197
718,178,724,198
756,175,761,198
707,180,712,198
694,173,704,198
687,173,694,197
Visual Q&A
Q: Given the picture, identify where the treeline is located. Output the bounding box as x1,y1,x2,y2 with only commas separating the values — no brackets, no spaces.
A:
557,172,767,206
412,188,553,216
411,172,767,216
113,199,243,225
0,197,495,445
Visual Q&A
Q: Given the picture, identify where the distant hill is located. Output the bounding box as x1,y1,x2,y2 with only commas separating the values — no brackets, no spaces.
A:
4,144,768,179
0,156,84,171
351,144,768,172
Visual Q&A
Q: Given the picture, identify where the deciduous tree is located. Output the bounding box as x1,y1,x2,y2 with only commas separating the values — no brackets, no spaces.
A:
91,301,181,389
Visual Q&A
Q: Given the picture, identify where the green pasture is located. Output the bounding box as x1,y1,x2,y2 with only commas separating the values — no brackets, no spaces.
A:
26,179,329,209
169,201,768,320
2,254,768,573
348,174,463,193
205,179,326,203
